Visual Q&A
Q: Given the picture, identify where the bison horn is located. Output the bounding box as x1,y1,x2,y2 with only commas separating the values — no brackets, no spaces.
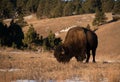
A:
61,47,65,55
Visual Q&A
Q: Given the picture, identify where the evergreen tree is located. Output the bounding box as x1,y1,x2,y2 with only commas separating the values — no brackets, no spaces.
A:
92,9,107,26
0,21,5,46
112,0,120,20
112,0,120,14
10,0,17,7
82,0,95,13
0,21,9,46
54,37,62,46
43,0,51,17
101,0,114,12
23,24,39,47
73,0,82,15
43,38,49,50
63,1,74,16
51,0,63,17
1,0,117,19
0,0,14,18
43,30,62,50
26,0,39,13
43,31,55,50
83,0,102,13
16,0,28,16
48,30,56,49
16,0,26,8
36,0,45,18
8,19,24,48
15,15,27,27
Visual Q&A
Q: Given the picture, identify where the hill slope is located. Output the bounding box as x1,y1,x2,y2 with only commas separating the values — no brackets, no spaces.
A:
24,13,112,37
96,20,120,60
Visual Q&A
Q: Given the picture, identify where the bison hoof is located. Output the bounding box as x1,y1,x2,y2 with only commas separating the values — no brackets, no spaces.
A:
85,61,89,63
93,61,96,63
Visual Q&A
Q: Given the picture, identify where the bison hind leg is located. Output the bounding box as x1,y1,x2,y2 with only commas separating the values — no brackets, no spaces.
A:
86,49,90,63
92,49,96,63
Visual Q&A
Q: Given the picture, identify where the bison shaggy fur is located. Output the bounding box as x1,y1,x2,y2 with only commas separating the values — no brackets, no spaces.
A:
54,26,98,63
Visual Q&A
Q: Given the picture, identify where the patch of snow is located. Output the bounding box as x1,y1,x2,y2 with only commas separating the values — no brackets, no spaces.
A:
60,25,77,33
103,60,120,63
55,32,60,36
24,15,33,20
3,19,12,22
11,80,38,82
0,68,22,72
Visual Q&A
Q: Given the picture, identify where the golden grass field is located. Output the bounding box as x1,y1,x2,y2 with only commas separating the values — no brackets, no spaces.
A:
0,13,120,82
0,49,120,82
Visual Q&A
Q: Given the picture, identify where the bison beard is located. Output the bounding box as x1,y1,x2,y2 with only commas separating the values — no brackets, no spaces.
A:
54,27,98,63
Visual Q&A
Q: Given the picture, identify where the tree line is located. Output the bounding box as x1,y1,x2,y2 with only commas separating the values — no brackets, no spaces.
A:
0,0,120,50
0,20,62,50
0,0,120,19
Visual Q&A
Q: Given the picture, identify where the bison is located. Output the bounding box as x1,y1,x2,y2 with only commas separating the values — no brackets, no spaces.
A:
54,26,98,63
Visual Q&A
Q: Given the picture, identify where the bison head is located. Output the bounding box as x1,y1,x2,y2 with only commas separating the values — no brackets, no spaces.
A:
54,44,86,63
54,44,71,63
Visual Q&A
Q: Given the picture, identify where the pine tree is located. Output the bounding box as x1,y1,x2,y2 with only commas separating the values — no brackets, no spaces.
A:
101,0,114,12
0,20,9,46
16,0,26,16
82,0,95,13
16,0,25,8
92,9,107,26
43,0,51,17
0,0,14,18
26,0,39,13
8,19,24,48
0,21,5,46
48,30,55,49
51,0,63,17
54,37,62,46
83,0,102,13
36,0,45,18
73,0,83,15
113,0,120,14
15,14,27,27
63,1,74,16
112,0,120,20
23,24,39,47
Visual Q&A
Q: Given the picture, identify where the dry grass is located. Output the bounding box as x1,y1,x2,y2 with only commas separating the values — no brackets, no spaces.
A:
23,13,112,37
0,50,120,82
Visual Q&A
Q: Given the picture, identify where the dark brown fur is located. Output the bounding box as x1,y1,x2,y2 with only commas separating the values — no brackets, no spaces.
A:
54,27,98,63
84,28,98,63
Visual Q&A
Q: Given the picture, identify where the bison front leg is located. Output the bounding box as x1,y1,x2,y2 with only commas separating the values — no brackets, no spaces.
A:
75,53,86,62
86,50,90,63
75,55,82,62
75,55,81,62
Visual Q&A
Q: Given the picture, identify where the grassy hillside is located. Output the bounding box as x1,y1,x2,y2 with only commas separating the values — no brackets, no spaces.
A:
96,20,120,61
23,13,112,37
